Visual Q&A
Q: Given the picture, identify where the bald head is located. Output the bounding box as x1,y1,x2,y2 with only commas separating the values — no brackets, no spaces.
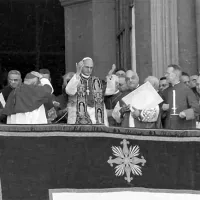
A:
81,57,94,76
125,70,139,90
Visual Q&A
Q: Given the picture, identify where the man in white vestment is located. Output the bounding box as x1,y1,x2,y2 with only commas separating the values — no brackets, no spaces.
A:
65,57,116,125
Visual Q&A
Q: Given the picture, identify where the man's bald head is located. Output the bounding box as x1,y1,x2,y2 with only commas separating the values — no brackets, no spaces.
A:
126,70,136,77
81,57,94,76
125,70,139,90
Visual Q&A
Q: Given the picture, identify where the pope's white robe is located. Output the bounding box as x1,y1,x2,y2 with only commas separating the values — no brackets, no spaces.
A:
65,74,116,126
7,78,53,124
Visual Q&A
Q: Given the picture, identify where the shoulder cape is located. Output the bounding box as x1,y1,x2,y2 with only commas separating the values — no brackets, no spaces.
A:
2,84,52,116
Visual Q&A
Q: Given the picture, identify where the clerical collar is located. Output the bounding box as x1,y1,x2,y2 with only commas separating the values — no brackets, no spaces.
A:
172,81,180,87
81,73,90,79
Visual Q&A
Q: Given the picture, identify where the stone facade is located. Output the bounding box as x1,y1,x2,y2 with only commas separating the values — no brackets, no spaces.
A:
60,0,200,81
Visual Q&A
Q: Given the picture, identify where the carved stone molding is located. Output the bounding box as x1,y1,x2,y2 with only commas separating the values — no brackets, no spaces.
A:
196,0,200,72
60,0,91,7
151,0,179,77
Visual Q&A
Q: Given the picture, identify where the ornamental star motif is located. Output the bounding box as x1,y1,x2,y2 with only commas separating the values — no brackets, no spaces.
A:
107,139,146,183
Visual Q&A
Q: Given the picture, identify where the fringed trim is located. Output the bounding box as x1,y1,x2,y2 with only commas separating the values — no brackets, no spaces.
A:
0,124,199,137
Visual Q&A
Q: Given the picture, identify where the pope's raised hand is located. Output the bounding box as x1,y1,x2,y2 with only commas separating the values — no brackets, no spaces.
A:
76,60,84,76
107,64,116,77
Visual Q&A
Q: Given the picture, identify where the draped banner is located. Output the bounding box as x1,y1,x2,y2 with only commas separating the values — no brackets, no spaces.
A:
0,125,199,200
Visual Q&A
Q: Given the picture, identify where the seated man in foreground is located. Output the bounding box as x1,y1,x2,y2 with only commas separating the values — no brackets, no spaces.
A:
2,71,53,124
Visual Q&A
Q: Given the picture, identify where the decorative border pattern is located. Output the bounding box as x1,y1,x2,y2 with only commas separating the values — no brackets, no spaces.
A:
0,131,200,142
0,125,199,137
49,187,200,200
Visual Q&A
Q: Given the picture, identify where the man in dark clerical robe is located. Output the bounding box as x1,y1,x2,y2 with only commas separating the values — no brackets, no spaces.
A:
65,57,116,125
0,70,22,123
0,70,22,108
194,76,200,128
189,75,200,101
2,71,53,124
162,64,200,129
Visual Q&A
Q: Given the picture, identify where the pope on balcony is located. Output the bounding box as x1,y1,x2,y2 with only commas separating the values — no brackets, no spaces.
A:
65,57,116,125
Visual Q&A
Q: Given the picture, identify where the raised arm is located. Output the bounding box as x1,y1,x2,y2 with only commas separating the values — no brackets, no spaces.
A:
65,61,83,96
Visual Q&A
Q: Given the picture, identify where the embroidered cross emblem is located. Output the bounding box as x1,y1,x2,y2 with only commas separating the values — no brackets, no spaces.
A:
107,139,146,183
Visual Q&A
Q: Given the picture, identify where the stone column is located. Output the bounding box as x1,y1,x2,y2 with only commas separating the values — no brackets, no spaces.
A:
59,0,116,79
177,0,197,74
135,0,152,82
196,0,200,73
150,0,179,78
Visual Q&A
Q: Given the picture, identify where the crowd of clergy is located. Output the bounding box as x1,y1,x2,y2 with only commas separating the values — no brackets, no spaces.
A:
0,57,200,130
